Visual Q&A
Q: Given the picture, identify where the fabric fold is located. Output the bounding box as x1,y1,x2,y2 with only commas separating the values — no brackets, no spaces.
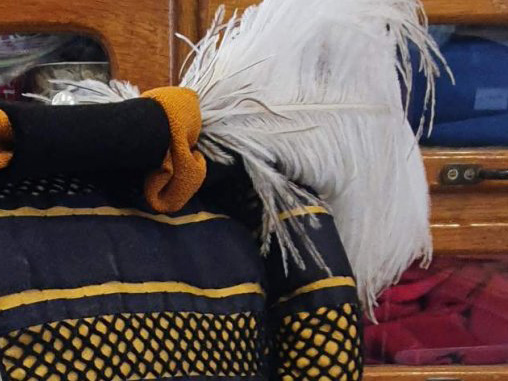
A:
0,109,13,169
142,87,206,213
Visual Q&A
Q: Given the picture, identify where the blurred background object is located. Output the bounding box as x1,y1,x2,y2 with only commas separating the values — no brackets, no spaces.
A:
0,34,108,101
411,26,508,147
365,255,508,366
25,62,110,101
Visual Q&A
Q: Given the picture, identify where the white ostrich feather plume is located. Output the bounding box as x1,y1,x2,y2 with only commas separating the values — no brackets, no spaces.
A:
36,0,452,316
181,0,451,315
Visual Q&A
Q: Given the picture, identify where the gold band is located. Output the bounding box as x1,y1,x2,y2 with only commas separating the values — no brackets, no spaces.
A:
277,276,356,305
142,87,206,213
278,206,329,221
0,281,264,312
0,206,228,225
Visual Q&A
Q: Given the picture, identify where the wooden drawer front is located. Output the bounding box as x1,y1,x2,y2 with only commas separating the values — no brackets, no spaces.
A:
365,366,508,381
201,0,508,26
426,149,508,256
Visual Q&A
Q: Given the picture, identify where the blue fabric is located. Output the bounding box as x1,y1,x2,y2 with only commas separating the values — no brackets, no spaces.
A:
420,114,508,147
410,33,508,146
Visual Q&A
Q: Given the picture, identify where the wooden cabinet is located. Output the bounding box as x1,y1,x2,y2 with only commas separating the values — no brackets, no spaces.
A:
2,0,508,380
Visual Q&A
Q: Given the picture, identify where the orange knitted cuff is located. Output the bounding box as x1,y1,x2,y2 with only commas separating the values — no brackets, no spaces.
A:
142,87,206,213
0,109,13,169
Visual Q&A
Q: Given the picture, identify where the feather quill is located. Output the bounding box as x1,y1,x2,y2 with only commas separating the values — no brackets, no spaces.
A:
36,0,452,316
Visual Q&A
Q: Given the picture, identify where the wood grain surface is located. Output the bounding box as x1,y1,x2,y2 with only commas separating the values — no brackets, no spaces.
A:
426,149,508,256
0,0,171,92
202,0,508,26
365,365,508,380
424,0,508,24
171,0,201,85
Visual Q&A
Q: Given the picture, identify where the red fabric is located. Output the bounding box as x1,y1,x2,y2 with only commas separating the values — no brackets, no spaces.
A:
365,258,508,366
395,347,456,366
470,273,508,346
462,345,508,365
394,345,508,366
379,269,452,303
373,301,421,323
365,312,477,364
365,321,421,363
402,313,477,349
399,266,432,283
427,265,489,313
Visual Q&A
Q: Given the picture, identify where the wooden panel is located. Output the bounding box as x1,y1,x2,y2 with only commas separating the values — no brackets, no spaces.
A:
203,0,258,19
0,0,171,92
426,149,508,255
201,0,258,27
201,0,508,27
433,223,508,256
424,0,508,24
424,149,508,191
2,0,507,92
172,0,246,82
365,365,508,380
171,0,201,85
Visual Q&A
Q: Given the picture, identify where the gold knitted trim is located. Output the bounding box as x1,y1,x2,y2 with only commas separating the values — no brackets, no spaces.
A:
278,206,329,221
142,87,205,213
0,206,228,225
276,277,357,305
0,109,13,169
0,281,264,312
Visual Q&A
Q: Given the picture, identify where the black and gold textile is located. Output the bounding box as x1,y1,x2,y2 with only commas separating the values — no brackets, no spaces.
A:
0,99,362,380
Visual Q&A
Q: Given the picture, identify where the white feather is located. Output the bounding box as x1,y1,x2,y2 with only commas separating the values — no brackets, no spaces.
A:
181,0,451,315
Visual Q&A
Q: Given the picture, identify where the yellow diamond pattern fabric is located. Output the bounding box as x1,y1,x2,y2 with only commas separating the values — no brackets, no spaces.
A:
275,304,363,381
0,311,263,380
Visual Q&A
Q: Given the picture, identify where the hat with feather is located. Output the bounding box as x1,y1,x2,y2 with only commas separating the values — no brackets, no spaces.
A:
0,0,452,316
